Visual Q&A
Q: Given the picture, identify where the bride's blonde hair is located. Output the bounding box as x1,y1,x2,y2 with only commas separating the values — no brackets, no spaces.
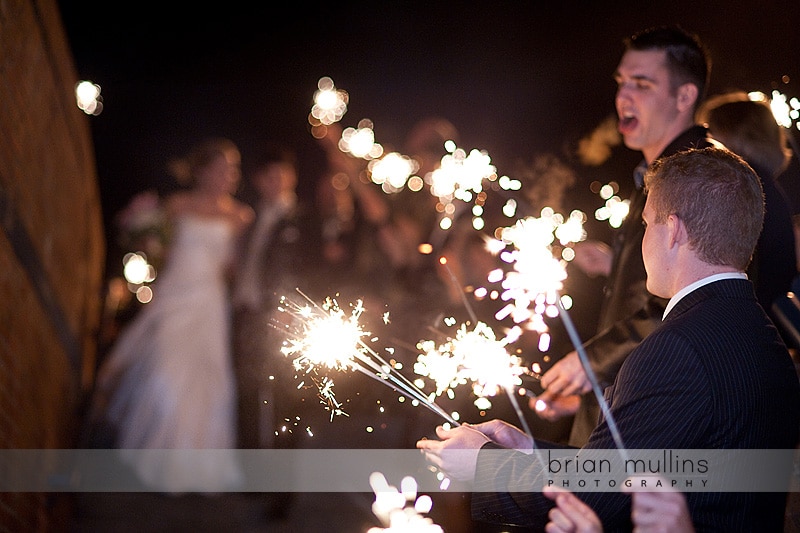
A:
168,137,240,186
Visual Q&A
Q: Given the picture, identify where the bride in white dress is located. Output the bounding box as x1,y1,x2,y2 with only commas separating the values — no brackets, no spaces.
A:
93,138,254,493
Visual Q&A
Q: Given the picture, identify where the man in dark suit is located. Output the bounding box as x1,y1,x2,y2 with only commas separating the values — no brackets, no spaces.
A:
417,147,800,532
232,144,316,450
535,25,715,447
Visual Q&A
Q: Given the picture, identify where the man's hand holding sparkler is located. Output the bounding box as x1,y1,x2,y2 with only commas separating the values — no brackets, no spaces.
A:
467,419,534,452
571,240,613,278
416,420,533,482
533,350,591,421
542,486,603,533
541,477,695,533
623,477,695,533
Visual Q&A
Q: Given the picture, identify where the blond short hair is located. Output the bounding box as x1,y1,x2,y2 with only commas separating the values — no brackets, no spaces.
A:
644,147,764,270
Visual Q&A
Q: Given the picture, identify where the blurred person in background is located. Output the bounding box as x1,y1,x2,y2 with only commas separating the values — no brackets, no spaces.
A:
231,141,320,520
89,137,253,493
534,25,714,447
232,142,318,451
697,91,798,339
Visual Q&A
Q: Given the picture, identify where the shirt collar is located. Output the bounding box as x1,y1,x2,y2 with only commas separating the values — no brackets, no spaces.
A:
663,272,748,319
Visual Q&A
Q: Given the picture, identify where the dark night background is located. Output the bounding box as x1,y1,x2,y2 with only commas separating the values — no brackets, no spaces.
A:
56,1,800,271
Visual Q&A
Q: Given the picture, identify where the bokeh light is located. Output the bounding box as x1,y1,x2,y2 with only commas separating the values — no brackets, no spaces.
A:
75,80,103,115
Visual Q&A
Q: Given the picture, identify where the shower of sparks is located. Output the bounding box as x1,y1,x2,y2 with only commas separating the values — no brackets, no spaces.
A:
281,296,366,372
414,320,537,437
413,322,531,405
429,146,496,199
414,337,467,400
750,89,800,131
368,472,444,532
488,208,587,348
279,293,366,419
309,76,349,126
427,143,499,231
591,181,630,228
277,290,459,426
459,322,525,398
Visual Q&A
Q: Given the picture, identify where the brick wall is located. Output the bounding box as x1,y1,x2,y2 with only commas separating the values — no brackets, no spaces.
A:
0,0,105,530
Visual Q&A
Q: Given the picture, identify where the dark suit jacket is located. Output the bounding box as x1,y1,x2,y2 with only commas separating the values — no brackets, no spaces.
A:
249,201,318,306
473,278,800,532
747,161,798,325
570,125,713,446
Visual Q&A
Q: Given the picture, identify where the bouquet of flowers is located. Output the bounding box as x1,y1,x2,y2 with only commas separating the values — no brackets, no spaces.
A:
114,190,169,268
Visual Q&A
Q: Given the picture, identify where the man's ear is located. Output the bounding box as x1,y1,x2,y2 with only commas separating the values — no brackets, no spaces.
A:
676,83,699,113
667,213,688,248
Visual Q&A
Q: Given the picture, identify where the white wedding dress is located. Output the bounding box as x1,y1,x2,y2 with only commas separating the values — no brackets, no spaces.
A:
96,214,244,493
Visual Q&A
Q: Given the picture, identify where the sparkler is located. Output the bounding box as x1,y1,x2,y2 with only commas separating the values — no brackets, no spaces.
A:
367,152,420,194
339,119,384,160
413,320,535,437
412,317,555,489
748,89,800,162
591,181,630,228
486,207,629,458
750,89,800,131
277,289,459,426
489,207,586,350
368,472,443,533
309,76,348,126
428,143,498,232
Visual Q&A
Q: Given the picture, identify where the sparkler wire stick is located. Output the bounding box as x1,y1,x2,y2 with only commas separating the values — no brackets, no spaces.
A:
503,386,532,438
349,347,460,426
351,364,459,426
439,257,478,324
554,293,629,462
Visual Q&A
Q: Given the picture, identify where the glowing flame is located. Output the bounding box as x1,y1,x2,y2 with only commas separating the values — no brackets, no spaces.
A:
426,144,499,232
592,181,630,228
451,322,526,398
429,146,496,199
75,80,103,115
121,252,157,304
281,298,366,371
749,89,800,130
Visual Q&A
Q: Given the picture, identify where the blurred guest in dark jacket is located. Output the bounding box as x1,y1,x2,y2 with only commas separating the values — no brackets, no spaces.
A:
232,143,318,451
698,91,798,339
